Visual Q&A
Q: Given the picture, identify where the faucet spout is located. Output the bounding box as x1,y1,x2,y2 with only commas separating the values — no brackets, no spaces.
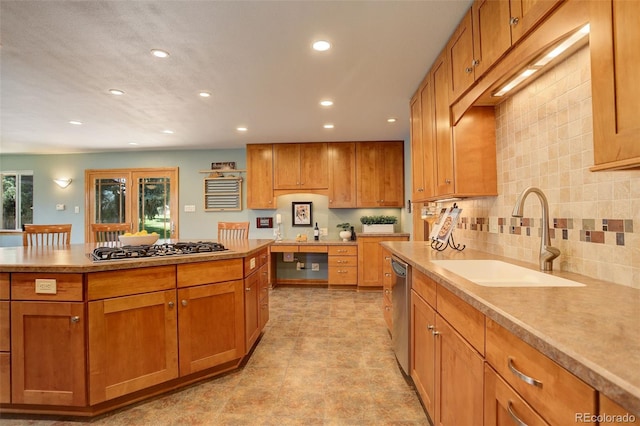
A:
512,187,560,271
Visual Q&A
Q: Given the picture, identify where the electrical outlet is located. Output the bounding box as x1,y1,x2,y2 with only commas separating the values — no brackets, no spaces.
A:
35,279,57,294
311,263,320,271
489,216,499,234
296,262,304,270
55,204,65,211
74,206,80,214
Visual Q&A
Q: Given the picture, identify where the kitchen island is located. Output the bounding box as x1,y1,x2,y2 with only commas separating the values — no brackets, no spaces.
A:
0,239,272,417
382,240,640,423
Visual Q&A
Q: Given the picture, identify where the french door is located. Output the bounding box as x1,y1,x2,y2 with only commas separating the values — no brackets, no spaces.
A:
84,168,179,242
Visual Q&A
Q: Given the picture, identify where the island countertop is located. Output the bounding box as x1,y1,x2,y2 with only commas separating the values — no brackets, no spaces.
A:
0,239,274,273
381,241,640,416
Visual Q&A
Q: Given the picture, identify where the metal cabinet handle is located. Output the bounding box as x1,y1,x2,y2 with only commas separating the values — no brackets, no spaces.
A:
465,66,473,74
508,357,543,387
509,16,519,26
70,316,80,323
168,301,175,308
445,178,451,184
384,272,391,277
181,300,188,307
338,270,348,274
337,249,347,253
246,287,251,291
418,188,424,192
507,401,528,426
384,289,390,295
472,59,480,67
384,256,391,261
385,306,391,311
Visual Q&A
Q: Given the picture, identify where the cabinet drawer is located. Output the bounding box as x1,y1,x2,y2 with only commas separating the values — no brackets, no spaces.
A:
328,256,357,267
11,273,83,301
484,364,550,426
88,266,175,300
244,249,268,273
328,245,357,256
270,245,299,253
179,259,244,287
383,296,392,330
300,245,328,253
329,266,358,285
0,273,9,300
0,301,8,352
383,285,392,304
436,285,484,354
486,318,596,426
412,269,436,308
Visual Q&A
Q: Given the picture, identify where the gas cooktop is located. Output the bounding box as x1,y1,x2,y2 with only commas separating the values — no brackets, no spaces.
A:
90,241,229,261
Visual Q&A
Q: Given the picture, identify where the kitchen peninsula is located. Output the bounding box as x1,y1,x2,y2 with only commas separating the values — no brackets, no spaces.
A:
382,241,640,424
0,239,272,417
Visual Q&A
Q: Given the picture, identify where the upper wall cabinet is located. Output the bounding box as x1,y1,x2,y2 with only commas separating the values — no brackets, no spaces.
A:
447,0,562,105
356,141,404,208
328,142,357,208
590,0,640,171
246,144,275,209
411,75,436,202
273,143,328,190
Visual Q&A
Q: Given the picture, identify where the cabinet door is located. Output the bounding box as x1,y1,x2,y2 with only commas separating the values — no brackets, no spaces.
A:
411,92,424,200
432,52,454,197
411,290,436,421
379,141,404,207
177,280,245,376
484,364,550,426
88,290,178,405
328,142,357,208
590,0,640,170
273,144,301,189
244,270,260,351
472,0,512,77
356,142,381,207
246,144,275,209
435,315,484,426
510,0,562,43
300,142,328,190
448,9,475,102
258,263,270,330
420,76,436,200
11,301,86,406
357,237,383,287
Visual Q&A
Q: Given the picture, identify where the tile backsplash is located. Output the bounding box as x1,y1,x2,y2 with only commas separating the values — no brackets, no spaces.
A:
452,46,640,289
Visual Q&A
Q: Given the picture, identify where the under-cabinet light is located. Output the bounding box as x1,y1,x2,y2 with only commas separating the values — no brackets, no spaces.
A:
493,24,590,97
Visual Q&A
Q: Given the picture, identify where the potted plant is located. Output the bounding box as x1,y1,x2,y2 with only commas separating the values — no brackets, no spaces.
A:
336,223,352,241
360,215,398,233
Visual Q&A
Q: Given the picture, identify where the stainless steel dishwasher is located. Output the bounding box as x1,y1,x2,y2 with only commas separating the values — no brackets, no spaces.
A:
391,256,411,375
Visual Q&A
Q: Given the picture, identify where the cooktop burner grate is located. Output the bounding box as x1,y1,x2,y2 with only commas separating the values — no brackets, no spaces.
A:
90,242,228,261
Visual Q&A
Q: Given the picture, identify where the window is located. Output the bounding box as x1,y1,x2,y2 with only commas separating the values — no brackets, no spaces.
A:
1,171,33,230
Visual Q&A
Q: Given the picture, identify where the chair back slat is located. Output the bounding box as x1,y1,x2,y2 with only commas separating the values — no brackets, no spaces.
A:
90,223,132,243
23,224,72,246
217,222,249,240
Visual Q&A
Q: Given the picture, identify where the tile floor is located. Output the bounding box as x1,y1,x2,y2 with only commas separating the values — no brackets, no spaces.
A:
0,287,429,425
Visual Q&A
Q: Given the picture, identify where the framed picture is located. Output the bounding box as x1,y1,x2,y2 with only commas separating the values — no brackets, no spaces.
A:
292,201,312,227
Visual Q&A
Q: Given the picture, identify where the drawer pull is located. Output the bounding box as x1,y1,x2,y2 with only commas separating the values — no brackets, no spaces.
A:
508,357,543,388
507,401,528,426
70,316,80,323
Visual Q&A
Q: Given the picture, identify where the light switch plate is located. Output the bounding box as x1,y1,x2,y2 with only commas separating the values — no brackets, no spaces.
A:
35,278,57,294
184,205,196,212
55,204,65,211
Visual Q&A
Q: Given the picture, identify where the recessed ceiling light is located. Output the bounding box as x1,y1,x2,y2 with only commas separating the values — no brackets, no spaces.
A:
162,129,174,134
108,89,125,96
199,91,211,98
313,40,331,51
323,124,334,129
237,127,248,132
387,118,397,123
151,49,170,58
320,100,333,107
128,142,139,146
69,121,82,126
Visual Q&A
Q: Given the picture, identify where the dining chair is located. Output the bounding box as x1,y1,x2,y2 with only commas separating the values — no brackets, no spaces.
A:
217,222,249,240
22,224,72,246
91,223,132,243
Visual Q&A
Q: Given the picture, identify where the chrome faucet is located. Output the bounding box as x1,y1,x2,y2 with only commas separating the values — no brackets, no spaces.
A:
512,186,560,271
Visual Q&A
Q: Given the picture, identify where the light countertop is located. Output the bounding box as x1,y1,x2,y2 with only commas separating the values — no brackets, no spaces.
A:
381,241,640,416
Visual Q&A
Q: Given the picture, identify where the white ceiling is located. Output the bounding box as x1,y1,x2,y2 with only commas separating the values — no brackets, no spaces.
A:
0,0,471,155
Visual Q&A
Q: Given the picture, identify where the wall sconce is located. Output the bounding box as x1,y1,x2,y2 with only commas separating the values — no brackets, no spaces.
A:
54,178,72,188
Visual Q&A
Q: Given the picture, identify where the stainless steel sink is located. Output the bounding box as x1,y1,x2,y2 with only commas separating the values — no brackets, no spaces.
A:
430,260,585,288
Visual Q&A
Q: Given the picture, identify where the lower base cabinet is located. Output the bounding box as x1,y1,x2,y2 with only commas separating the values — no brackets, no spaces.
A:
88,290,179,405
11,301,86,406
410,289,436,419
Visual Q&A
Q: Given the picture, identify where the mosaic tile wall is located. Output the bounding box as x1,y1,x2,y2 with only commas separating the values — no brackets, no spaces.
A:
450,46,640,289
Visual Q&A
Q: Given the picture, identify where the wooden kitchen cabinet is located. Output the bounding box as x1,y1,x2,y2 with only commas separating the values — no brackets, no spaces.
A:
486,318,596,425
590,0,640,170
273,143,328,190
328,245,358,287
381,248,393,329
356,141,404,207
88,289,179,405
246,144,275,209
357,235,409,288
244,248,268,351
599,394,640,425
259,262,269,330
410,288,436,420
11,301,86,406
447,9,476,102
328,142,357,208
177,279,245,376
0,273,9,404
410,74,436,202
432,50,454,198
